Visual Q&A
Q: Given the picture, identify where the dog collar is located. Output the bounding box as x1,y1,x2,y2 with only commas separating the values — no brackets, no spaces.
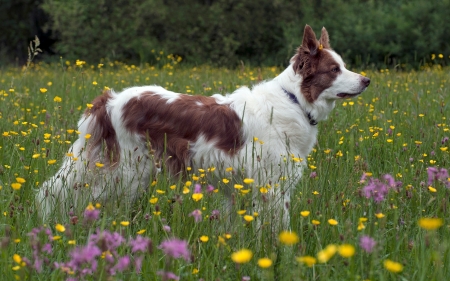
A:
282,88,318,126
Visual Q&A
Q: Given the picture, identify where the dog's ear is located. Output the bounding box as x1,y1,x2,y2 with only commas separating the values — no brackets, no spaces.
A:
319,27,331,49
302,25,319,56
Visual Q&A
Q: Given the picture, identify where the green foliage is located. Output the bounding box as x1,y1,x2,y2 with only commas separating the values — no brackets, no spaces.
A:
3,0,450,67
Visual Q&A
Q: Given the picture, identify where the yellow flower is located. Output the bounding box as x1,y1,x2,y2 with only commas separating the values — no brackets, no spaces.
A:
199,235,209,242
55,223,66,233
383,259,403,273
92,81,98,85
53,96,62,102
317,244,337,263
13,254,22,264
68,240,76,245
338,244,355,258
183,186,190,194
86,103,93,109
234,184,244,189
149,197,158,204
95,162,104,168
375,213,385,219
185,181,192,187
192,268,199,274
84,134,91,139
279,231,299,245
222,178,230,184
120,221,130,226
47,159,57,165
312,220,321,225
155,189,164,194
300,211,310,217
169,185,176,190
328,219,338,226
225,167,233,172
243,178,254,184
137,229,146,235
243,215,254,222
428,186,437,193
52,236,61,241
11,183,22,190
40,88,48,93
418,218,443,230
258,258,273,268
237,210,246,215
192,193,203,201
86,203,95,211
259,187,268,193
231,249,253,264
296,256,317,267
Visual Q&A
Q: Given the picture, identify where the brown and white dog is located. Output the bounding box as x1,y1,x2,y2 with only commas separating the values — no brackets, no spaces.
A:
36,25,370,226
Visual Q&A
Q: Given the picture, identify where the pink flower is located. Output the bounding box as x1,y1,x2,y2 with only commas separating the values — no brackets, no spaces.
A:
359,235,376,253
159,238,190,261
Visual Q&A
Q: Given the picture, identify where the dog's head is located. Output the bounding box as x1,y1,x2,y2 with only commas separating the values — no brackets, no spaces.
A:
291,25,370,103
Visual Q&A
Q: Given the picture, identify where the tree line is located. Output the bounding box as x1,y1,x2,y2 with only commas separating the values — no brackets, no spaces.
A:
1,0,450,68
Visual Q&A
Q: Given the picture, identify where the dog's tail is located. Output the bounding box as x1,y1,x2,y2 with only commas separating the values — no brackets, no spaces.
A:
36,90,120,220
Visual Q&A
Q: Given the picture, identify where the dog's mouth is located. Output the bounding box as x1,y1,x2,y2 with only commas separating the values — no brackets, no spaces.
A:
337,92,361,99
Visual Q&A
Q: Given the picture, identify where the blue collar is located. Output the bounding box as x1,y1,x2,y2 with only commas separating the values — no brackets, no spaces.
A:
282,88,318,126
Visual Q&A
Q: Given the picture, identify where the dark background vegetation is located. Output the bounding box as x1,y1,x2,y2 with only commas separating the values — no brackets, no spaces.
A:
2,0,450,68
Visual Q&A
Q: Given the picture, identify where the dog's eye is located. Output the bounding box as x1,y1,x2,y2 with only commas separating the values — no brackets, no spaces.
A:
331,67,340,73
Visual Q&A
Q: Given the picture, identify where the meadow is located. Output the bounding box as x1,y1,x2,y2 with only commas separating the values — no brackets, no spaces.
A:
0,53,449,281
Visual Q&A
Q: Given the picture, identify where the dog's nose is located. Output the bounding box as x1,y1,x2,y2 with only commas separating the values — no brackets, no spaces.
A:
362,77,371,87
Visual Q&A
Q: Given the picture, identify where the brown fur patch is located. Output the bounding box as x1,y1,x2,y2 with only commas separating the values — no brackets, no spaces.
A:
85,90,120,167
121,92,244,174
292,25,340,103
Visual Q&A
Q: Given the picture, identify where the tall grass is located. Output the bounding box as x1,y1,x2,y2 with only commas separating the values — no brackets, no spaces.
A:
0,57,449,280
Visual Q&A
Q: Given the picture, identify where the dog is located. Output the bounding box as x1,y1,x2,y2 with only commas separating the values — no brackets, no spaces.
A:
36,25,370,228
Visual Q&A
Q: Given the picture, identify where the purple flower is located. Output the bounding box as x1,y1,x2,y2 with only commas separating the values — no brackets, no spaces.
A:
427,167,450,187
84,208,100,222
157,270,180,280
442,136,449,144
310,171,317,178
129,235,152,253
115,256,130,272
159,238,190,261
206,185,215,193
189,209,202,223
210,209,220,220
359,235,376,253
362,178,389,203
194,184,202,193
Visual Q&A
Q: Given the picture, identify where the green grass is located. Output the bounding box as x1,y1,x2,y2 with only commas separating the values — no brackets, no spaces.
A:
0,57,449,281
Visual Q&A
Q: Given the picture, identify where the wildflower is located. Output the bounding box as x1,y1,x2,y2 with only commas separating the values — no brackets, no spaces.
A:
192,193,203,201
16,177,26,183
157,271,180,280
231,249,253,264
328,219,338,226
418,218,444,230
11,183,21,190
222,178,230,184
85,134,91,139
428,186,437,192
120,221,130,227
300,211,310,217
243,178,254,184
55,224,66,233
258,258,273,268
159,238,190,261
129,236,152,253
375,213,385,218
234,184,244,189
40,88,47,93
279,231,299,245
84,203,100,222
149,197,158,204
317,244,337,263
189,209,202,223
338,244,355,258
312,220,321,225
47,159,57,165
296,256,317,267
243,215,254,222
53,96,62,102
359,235,376,253
383,259,403,273
199,236,209,242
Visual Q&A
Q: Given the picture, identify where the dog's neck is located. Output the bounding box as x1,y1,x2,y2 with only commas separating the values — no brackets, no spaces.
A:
274,64,336,124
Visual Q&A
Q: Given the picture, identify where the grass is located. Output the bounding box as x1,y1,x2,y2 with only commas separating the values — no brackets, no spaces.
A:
0,55,449,281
